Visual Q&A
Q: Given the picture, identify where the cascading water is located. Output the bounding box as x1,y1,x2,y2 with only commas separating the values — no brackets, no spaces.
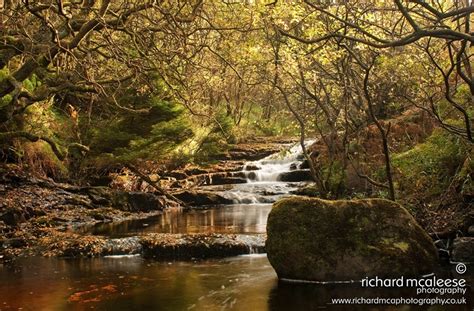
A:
219,140,315,204
78,140,317,236
243,140,315,182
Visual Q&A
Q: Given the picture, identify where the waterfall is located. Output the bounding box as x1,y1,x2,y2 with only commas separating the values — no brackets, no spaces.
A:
219,140,315,204
243,140,315,182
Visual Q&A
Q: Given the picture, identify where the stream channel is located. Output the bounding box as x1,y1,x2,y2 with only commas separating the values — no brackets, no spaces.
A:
0,142,470,310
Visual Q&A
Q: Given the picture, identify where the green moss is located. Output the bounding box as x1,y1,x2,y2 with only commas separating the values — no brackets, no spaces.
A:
266,197,438,281
393,128,469,197
393,242,409,252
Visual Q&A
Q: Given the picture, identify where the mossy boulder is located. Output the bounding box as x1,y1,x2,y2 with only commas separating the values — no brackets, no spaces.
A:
266,197,438,282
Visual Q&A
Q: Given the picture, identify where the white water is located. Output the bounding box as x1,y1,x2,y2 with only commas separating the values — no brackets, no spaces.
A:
243,140,315,182
219,140,315,204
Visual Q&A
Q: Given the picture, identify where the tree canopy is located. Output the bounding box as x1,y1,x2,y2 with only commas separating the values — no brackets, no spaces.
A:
0,0,472,201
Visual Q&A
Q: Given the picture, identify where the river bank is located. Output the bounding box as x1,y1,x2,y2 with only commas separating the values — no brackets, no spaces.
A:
1,137,473,310
0,138,296,261
1,137,473,265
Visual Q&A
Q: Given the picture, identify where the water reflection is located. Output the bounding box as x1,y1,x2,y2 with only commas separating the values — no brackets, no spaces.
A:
79,204,272,237
2,256,471,310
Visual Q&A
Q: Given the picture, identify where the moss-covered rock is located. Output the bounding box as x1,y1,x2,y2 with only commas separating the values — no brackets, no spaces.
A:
266,197,438,282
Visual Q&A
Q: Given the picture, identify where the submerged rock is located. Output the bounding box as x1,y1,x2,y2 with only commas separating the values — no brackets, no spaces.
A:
37,232,265,259
451,237,474,263
266,197,438,282
141,233,266,259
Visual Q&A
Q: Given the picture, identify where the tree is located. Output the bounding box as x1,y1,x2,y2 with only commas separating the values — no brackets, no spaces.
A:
0,1,205,150
275,0,473,143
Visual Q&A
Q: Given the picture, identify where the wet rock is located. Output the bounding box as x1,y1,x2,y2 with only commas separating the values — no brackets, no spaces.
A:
199,172,247,185
289,163,298,171
208,176,247,185
37,232,265,259
167,171,188,180
87,209,113,221
141,233,266,259
468,226,474,237
277,170,312,182
299,159,310,169
183,167,210,176
85,187,113,204
230,171,247,178
3,237,28,248
451,237,474,263
227,150,279,161
89,175,113,187
0,207,29,226
63,195,94,208
102,237,143,256
126,192,165,212
174,190,233,206
291,184,319,197
245,164,261,171
266,197,438,282
246,171,257,181
61,238,106,257
85,187,165,212
88,194,110,205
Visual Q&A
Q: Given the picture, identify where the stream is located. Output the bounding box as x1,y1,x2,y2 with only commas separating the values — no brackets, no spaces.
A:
1,142,471,310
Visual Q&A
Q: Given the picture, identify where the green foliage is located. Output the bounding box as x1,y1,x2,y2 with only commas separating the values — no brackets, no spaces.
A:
0,68,8,80
20,141,68,179
88,91,193,167
213,112,235,144
322,160,346,197
393,128,469,197
190,112,236,163
0,68,11,108
22,74,40,92
0,94,12,108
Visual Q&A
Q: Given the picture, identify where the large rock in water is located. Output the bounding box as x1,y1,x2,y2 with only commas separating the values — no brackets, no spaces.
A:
266,197,438,282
